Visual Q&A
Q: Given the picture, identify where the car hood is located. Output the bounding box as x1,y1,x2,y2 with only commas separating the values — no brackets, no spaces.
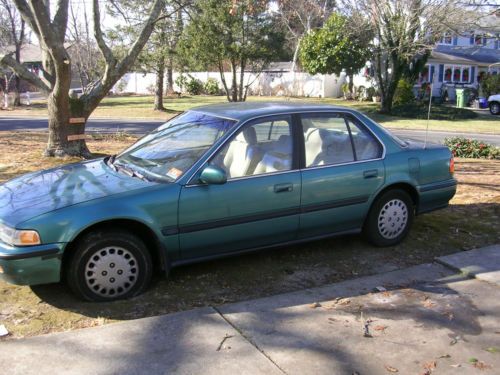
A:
0,158,153,227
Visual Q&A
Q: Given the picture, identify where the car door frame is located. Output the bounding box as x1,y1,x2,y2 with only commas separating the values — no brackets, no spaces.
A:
174,113,303,261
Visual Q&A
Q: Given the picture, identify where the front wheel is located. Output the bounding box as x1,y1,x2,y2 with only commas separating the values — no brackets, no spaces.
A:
364,189,414,247
67,230,153,302
490,102,500,115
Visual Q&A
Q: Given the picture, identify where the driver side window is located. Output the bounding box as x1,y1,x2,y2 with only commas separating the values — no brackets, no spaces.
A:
211,116,293,179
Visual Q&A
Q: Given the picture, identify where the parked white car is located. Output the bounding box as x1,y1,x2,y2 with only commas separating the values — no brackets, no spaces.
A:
488,94,500,115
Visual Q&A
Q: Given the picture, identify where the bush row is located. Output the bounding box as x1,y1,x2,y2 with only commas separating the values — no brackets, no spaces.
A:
444,137,500,159
175,75,221,96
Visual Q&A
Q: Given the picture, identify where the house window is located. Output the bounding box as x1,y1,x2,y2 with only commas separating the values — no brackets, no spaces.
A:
462,69,469,82
444,67,452,82
440,33,453,45
419,65,433,83
474,34,486,46
444,65,471,83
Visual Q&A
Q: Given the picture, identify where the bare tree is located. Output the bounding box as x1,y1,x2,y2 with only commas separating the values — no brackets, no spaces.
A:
276,0,334,74
341,0,488,113
0,0,25,106
67,1,103,92
0,0,164,157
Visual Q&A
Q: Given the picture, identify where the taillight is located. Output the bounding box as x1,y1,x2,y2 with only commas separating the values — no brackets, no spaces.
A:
449,156,455,174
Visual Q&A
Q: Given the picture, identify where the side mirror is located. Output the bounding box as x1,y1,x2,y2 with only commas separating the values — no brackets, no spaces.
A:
199,165,227,185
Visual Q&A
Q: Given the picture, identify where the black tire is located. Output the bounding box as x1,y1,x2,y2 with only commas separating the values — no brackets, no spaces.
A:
67,230,152,302
364,189,414,247
490,102,500,115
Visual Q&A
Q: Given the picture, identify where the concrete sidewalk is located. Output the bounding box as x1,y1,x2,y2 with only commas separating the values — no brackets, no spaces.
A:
1,245,499,374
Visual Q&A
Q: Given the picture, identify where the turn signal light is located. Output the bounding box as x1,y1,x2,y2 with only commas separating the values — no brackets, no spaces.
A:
16,231,41,246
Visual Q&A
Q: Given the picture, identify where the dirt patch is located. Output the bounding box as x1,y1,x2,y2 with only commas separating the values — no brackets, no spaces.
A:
0,132,498,339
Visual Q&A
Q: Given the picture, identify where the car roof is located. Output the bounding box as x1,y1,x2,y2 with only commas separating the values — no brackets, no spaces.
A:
190,101,359,121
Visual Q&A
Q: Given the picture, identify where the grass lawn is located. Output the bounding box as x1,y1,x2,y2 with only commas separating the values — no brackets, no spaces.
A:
1,95,498,134
0,132,498,339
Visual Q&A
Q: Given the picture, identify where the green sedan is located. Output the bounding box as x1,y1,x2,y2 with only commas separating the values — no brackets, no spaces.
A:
0,102,456,301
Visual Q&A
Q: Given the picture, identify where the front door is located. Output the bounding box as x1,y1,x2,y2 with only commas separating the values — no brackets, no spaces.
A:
178,115,301,260
299,112,385,238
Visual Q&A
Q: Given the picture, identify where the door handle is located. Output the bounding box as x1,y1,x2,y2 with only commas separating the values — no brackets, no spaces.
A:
363,169,378,179
274,183,293,193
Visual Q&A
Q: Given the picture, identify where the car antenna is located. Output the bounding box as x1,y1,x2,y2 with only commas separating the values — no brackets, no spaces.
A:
424,82,433,149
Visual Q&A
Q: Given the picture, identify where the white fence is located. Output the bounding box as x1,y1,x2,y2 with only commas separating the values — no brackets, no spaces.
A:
117,70,355,98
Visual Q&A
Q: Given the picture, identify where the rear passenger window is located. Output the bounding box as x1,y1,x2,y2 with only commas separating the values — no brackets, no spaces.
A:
301,113,382,167
345,116,383,160
302,115,355,167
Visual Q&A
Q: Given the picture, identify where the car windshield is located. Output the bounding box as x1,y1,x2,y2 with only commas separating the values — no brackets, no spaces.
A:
114,111,236,182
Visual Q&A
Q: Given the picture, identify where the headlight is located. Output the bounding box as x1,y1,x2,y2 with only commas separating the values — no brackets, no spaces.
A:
0,223,41,246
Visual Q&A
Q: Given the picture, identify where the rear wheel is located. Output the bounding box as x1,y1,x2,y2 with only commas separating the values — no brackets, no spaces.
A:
67,230,152,301
490,102,500,115
364,189,414,247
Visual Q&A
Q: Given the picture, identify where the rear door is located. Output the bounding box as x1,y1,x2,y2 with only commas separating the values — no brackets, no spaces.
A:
299,112,385,238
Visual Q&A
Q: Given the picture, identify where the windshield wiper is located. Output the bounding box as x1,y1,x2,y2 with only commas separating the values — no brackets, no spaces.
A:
113,161,151,182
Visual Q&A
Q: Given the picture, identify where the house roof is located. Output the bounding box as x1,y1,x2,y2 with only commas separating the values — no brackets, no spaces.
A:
431,45,500,66
0,43,42,63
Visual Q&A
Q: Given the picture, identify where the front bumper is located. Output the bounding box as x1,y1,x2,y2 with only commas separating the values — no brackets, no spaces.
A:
0,242,65,285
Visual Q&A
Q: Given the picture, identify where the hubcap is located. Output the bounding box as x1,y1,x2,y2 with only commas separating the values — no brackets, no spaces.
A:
492,103,500,115
84,246,139,298
377,199,408,240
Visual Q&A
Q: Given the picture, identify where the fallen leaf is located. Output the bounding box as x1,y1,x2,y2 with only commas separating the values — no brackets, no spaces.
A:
423,361,437,371
422,299,436,309
382,291,392,297
450,364,461,368
437,354,451,359
374,325,388,333
309,302,321,308
384,365,398,372
473,361,492,370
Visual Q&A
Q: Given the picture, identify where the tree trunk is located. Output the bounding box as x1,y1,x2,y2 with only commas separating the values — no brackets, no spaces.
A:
166,60,174,95
230,60,238,102
13,76,21,107
45,60,90,158
348,73,354,94
154,60,165,111
238,60,246,101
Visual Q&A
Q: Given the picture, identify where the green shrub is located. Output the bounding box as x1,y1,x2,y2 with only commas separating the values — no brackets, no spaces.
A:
204,78,220,95
444,137,500,159
185,77,203,95
390,103,478,120
393,79,415,106
479,74,500,98
175,74,188,91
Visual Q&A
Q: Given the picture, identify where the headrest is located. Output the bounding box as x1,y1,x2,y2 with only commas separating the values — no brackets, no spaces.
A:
235,127,257,144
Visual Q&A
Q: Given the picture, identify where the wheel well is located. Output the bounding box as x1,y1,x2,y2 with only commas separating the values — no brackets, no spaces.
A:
61,219,166,280
373,183,419,208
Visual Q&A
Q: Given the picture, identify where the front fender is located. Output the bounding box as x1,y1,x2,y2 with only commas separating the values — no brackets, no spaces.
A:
18,184,181,257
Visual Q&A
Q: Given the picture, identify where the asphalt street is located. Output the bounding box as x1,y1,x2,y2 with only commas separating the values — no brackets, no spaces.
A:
1,116,499,146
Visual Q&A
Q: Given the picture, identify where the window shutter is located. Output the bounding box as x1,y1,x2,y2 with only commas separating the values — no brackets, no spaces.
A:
453,36,458,45
430,66,435,82
438,64,444,82
470,67,475,84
